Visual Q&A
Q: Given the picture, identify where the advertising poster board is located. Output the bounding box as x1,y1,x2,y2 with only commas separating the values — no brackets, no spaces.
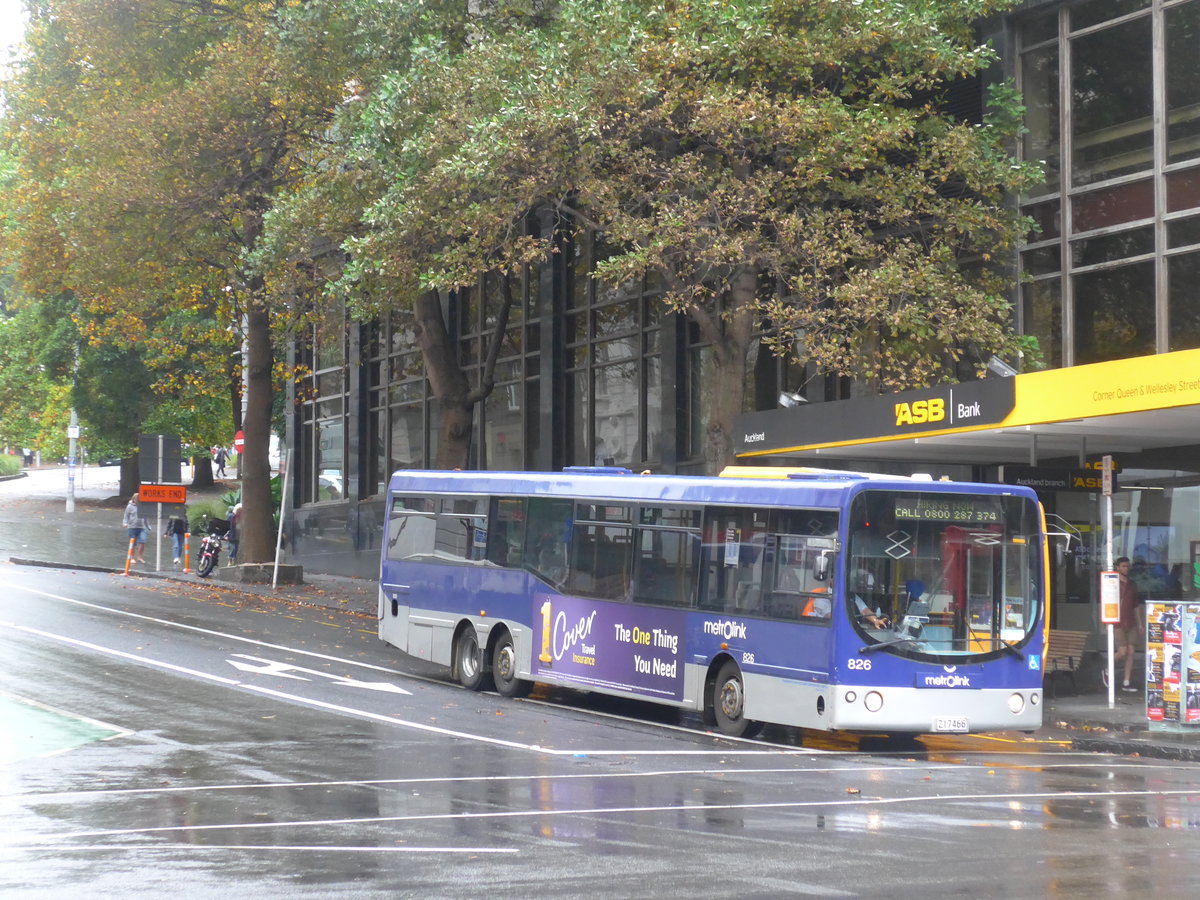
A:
1146,603,1200,728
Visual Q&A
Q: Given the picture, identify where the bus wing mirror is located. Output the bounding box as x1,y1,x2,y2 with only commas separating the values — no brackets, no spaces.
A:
813,551,832,582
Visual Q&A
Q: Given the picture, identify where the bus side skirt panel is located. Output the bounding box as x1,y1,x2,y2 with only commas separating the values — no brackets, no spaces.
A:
744,673,830,729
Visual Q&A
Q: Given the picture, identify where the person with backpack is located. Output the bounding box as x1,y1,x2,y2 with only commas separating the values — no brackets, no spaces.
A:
167,513,188,566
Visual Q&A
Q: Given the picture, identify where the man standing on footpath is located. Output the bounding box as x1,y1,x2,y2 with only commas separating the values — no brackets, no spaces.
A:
1112,556,1144,693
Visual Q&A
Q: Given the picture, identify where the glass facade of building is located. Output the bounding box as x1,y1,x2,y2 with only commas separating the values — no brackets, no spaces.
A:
1018,0,1200,369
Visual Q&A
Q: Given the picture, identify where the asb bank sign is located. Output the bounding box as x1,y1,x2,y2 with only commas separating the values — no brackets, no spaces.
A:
734,378,1016,457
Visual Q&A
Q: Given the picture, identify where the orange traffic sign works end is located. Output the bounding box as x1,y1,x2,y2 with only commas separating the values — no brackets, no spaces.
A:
139,483,187,504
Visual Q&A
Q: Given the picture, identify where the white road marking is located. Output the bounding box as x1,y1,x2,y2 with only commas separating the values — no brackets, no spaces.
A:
0,621,240,686
0,585,821,755
30,787,1200,842
21,844,519,854
227,653,411,694
1,580,407,676
12,759,1181,801
226,658,311,680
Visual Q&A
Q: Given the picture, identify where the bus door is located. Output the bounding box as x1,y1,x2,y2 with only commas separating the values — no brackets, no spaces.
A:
380,495,437,654
942,525,1032,653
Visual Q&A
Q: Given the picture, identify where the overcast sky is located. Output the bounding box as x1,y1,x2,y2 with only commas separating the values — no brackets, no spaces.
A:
0,0,24,62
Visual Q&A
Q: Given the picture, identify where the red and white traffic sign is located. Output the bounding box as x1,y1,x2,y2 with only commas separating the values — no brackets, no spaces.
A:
233,430,245,452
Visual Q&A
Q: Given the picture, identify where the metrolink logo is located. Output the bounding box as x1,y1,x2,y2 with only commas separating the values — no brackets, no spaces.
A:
704,619,747,640
920,673,973,688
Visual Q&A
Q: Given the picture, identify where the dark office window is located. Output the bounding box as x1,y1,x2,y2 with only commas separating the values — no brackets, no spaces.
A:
1074,262,1156,364
1169,253,1200,351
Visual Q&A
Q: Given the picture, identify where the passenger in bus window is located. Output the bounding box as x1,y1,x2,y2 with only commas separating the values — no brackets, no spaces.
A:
802,589,831,619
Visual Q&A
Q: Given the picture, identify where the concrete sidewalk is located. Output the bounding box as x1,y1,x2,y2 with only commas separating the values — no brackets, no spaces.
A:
4,465,1200,759
0,465,379,614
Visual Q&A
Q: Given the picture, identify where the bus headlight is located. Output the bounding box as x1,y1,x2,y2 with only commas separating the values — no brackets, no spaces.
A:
845,690,857,704
1008,692,1025,714
1030,692,1040,706
863,691,884,712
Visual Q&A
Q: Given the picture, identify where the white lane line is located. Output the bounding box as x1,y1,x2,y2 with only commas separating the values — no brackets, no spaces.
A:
0,617,805,756
244,684,809,756
23,844,519,854
1,581,406,676
12,758,1181,801
8,766,951,798
0,621,240,686
33,787,1200,842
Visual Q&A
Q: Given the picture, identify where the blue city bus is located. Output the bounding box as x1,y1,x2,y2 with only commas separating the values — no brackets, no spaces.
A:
379,467,1048,737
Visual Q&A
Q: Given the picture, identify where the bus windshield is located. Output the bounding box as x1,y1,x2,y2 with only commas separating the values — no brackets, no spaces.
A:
846,489,1041,659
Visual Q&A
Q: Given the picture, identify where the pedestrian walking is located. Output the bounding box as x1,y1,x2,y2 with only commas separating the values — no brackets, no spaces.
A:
122,495,149,564
167,512,188,566
214,447,228,477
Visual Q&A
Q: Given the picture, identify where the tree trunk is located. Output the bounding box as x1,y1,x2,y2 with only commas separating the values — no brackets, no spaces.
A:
191,456,215,489
119,455,139,499
413,290,474,469
237,299,275,563
694,272,758,475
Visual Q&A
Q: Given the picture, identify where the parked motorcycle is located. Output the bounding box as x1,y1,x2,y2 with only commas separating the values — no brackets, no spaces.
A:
196,518,229,577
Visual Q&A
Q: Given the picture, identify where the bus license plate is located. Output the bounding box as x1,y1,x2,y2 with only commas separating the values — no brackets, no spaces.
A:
933,716,969,733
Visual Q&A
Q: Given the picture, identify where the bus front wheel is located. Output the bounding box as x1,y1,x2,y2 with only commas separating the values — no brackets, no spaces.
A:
491,630,532,698
713,660,761,738
455,627,490,691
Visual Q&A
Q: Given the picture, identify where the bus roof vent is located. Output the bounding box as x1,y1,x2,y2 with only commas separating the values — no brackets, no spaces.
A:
562,466,634,475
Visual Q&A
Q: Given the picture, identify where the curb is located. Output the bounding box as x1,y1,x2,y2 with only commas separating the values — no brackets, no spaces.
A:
1066,734,1200,761
9,557,115,575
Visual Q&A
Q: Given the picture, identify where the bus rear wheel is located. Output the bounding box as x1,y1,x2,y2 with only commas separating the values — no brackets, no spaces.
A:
455,627,490,691
713,660,761,738
491,631,531,698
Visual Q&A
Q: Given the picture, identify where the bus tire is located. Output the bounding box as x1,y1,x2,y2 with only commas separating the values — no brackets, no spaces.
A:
491,630,531,698
712,660,761,738
455,627,490,691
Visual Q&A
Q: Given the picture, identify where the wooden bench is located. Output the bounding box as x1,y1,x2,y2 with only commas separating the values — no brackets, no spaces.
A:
1045,629,1090,696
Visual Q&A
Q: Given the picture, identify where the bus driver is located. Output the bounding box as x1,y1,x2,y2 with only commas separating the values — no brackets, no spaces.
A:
852,570,890,629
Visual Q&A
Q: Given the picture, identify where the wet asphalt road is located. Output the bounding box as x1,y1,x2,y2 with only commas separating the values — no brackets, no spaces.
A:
3,564,1200,898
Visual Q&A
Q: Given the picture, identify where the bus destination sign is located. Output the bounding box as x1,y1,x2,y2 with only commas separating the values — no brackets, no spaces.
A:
894,496,1001,524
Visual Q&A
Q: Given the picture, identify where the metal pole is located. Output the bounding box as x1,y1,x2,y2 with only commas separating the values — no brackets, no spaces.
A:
272,449,292,589
155,434,164,572
66,410,78,513
1106,490,1115,710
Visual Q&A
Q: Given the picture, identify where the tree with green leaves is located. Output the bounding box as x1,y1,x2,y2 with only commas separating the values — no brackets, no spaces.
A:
293,0,1040,471
2,0,349,552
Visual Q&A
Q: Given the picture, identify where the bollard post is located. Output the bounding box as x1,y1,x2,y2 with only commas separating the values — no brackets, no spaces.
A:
123,537,136,575
182,533,191,573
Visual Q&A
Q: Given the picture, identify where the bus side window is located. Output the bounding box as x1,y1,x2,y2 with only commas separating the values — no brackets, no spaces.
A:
524,497,573,586
436,496,488,562
486,498,525,568
698,507,768,614
386,496,436,561
633,532,699,608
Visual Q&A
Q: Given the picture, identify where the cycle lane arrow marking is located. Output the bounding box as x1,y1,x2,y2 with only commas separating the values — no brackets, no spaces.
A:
227,654,412,694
